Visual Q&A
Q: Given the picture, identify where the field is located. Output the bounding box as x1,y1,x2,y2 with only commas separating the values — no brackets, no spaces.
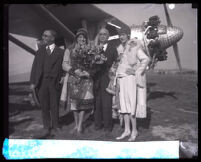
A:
8,71,198,158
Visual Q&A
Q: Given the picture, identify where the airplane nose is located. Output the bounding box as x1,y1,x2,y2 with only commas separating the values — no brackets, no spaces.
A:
159,26,184,49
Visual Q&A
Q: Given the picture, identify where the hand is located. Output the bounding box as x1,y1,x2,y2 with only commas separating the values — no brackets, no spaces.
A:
137,83,144,88
74,69,83,77
129,40,137,48
125,68,135,75
117,53,123,61
59,77,64,84
30,84,35,90
81,71,90,77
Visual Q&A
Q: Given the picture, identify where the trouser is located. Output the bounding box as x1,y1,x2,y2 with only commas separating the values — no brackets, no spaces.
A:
38,77,60,129
94,78,113,131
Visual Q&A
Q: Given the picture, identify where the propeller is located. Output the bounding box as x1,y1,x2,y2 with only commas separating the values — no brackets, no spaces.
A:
172,43,182,71
163,4,182,71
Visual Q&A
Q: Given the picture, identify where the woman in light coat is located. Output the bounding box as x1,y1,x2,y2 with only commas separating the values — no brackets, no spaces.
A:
114,28,150,141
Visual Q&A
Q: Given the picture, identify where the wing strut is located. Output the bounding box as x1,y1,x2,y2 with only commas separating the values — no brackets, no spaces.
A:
30,4,75,42
9,34,36,55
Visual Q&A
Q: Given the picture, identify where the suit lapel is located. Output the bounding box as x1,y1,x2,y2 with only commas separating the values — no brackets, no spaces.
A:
104,43,109,53
38,47,46,67
49,46,60,65
104,43,111,59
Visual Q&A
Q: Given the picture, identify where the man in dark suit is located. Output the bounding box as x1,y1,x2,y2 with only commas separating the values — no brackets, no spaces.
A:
30,29,64,137
93,28,118,135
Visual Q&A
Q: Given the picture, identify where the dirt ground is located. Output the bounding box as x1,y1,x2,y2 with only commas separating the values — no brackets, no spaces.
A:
8,71,198,158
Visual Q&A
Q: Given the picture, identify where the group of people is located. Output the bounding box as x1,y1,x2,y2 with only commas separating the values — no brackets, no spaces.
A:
30,26,150,141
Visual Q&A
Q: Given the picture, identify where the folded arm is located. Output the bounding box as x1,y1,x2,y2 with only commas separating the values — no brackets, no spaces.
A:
135,48,150,88
62,48,72,72
136,48,150,75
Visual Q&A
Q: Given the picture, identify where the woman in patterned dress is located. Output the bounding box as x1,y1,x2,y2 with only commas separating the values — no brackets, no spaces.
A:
61,28,94,135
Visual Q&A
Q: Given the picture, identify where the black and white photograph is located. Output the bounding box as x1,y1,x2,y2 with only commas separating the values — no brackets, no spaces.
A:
5,3,198,159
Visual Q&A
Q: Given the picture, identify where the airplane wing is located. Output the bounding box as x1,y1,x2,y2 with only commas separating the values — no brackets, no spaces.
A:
8,4,129,83
9,4,129,43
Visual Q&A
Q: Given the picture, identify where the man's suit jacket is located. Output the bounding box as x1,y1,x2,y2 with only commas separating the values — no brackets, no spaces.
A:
30,45,64,91
93,42,118,93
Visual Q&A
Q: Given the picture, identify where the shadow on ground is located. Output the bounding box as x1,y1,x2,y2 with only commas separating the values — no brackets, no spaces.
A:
59,111,74,127
9,103,39,116
137,106,152,130
147,91,177,101
9,118,33,134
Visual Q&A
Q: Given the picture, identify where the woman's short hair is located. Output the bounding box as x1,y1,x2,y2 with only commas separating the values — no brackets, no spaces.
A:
117,28,130,36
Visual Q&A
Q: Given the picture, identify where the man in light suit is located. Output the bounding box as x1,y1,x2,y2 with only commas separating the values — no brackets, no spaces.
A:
30,29,64,137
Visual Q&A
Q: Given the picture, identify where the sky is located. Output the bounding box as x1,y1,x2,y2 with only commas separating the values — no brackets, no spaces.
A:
8,4,197,82
94,3,197,71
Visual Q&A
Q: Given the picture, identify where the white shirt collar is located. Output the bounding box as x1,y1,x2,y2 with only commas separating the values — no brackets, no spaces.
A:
46,43,55,53
103,43,108,51
117,43,126,54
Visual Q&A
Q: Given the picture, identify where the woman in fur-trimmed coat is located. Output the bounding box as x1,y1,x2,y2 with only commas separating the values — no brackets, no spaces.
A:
113,28,150,142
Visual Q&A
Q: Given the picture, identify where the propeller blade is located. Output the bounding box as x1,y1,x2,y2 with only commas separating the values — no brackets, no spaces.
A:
163,4,182,71
172,43,182,71
163,4,173,27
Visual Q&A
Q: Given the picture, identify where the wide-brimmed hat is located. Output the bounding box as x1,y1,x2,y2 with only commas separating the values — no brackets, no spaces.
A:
117,27,130,35
76,28,88,38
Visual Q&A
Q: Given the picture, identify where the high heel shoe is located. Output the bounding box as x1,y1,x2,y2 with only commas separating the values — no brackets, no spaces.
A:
128,132,138,142
116,132,131,140
69,127,77,134
77,126,83,135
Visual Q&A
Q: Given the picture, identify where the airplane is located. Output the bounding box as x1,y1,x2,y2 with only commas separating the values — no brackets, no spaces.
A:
8,3,184,86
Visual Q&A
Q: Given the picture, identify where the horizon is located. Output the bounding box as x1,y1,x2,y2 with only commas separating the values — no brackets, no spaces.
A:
8,4,197,83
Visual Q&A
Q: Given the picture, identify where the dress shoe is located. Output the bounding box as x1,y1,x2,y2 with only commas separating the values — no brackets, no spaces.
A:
69,127,77,134
104,128,112,132
32,128,50,139
51,128,62,135
43,128,51,134
128,132,138,142
77,126,83,135
94,125,103,131
104,131,113,139
116,132,131,140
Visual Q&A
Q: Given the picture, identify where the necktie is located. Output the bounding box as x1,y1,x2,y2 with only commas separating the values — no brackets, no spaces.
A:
46,46,51,55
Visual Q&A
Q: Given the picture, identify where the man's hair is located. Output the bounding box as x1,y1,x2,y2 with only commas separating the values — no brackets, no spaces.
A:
46,29,58,39
99,28,110,37
94,27,110,46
